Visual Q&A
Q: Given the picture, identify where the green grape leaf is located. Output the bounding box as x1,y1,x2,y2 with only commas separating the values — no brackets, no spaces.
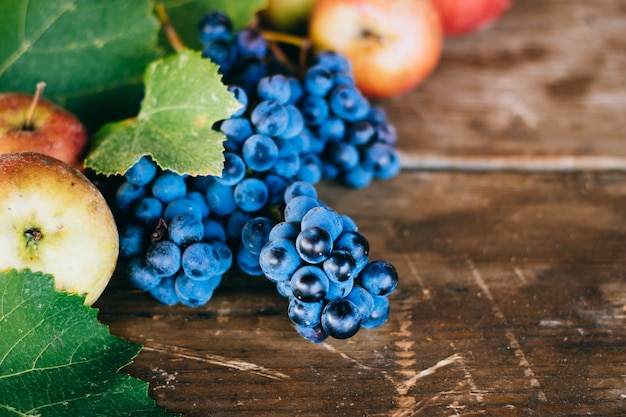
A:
85,49,240,177
0,0,163,132
0,269,178,417
160,0,268,52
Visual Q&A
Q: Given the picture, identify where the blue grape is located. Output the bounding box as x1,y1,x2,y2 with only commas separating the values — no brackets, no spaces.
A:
325,278,354,301
150,275,179,305
259,238,301,282
268,221,299,241
288,298,323,327
219,117,254,144
296,153,323,184
361,295,390,329
329,85,370,122
257,74,291,104
295,323,328,344
326,142,360,172
127,257,161,291
186,191,210,219
287,77,304,104
235,27,267,58
201,38,238,73
321,299,361,339
284,181,318,202
273,146,300,178
251,100,289,137
284,195,321,223
234,178,268,212
303,65,333,97
228,85,248,117
296,226,333,264
205,182,237,216
241,216,273,255
340,214,358,233
290,265,330,302
216,152,246,185
278,104,304,139
334,231,369,272
264,174,289,205
347,120,375,146
359,260,398,296
315,50,351,73
175,273,216,307
210,240,233,274
152,172,187,204
198,10,232,44
146,240,181,277
236,243,264,276
301,206,343,241
298,95,329,126
318,117,345,142
168,213,204,246
124,155,157,186
116,182,146,212
119,223,145,258
242,134,278,172
365,143,401,180
345,285,375,321
375,122,398,146
331,72,355,88
342,164,374,189
133,197,163,226
323,250,356,283
163,197,203,223
181,242,220,280
276,278,294,298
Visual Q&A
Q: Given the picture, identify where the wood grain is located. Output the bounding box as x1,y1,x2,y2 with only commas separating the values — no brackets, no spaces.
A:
94,1,626,415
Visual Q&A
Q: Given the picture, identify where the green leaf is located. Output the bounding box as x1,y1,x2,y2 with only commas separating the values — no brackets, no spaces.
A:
159,0,268,52
0,0,162,131
0,269,177,417
85,49,240,177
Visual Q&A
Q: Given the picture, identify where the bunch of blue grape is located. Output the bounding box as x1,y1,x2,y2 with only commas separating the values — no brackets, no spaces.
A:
199,10,401,189
257,184,398,343
110,10,401,343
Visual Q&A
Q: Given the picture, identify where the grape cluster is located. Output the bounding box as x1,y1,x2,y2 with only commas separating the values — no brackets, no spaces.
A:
111,10,401,343
200,10,401,189
258,187,398,342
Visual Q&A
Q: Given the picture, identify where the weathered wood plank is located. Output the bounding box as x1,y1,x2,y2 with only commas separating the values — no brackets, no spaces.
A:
391,0,626,170
98,170,626,416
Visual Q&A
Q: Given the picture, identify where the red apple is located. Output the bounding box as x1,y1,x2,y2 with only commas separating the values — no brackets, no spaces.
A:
0,83,88,170
431,0,513,37
309,0,443,99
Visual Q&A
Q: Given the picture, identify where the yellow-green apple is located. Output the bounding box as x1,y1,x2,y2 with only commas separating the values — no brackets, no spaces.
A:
431,0,513,37
259,0,317,35
0,151,119,305
0,83,88,170
309,0,443,99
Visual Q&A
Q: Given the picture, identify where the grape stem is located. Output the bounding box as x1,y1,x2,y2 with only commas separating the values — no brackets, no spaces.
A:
260,30,311,78
155,3,185,52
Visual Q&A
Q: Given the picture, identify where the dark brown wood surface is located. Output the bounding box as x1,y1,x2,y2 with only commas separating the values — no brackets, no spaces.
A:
95,1,626,416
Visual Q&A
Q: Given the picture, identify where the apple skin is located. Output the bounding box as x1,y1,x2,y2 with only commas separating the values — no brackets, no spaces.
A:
309,0,443,99
0,93,88,170
431,0,513,37
259,0,317,35
0,152,119,305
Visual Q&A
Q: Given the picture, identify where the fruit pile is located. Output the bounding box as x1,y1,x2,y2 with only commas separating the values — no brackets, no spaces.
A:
112,11,400,343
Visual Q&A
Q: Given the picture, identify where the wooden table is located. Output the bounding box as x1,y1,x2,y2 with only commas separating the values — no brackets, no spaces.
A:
96,1,626,415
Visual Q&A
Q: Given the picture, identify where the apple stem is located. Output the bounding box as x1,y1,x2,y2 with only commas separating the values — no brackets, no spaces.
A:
24,82,46,131
155,3,185,52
